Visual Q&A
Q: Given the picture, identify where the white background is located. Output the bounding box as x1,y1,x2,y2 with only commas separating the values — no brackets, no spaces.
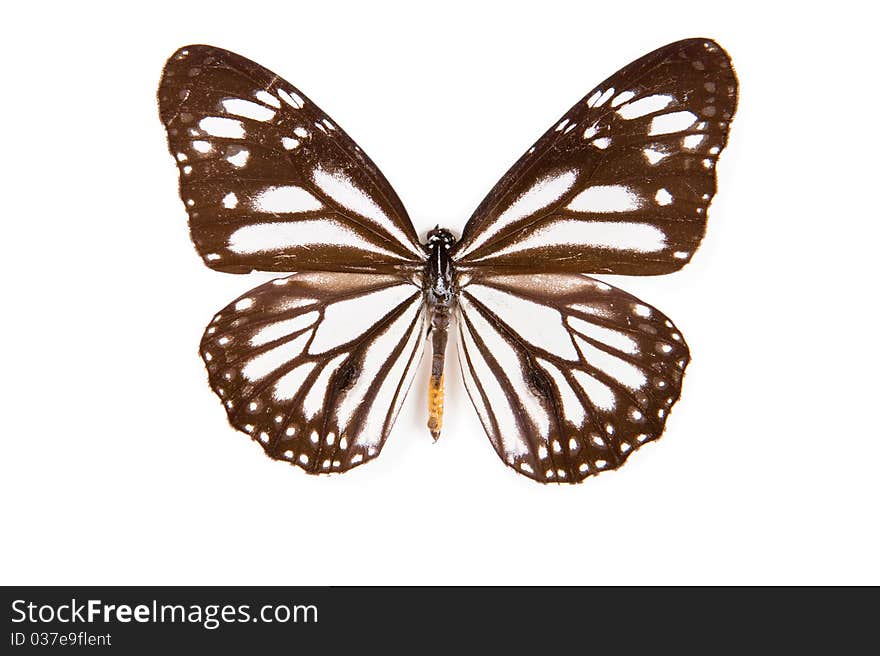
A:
2,1,877,585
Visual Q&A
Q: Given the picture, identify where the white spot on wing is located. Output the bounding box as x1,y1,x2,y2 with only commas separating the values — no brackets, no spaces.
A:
594,87,615,107
567,185,642,213
649,111,698,136
199,117,245,138
617,94,673,120
611,90,635,107
226,149,249,167
252,186,323,214
278,88,305,109
643,148,667,164
255,90,281,108
655,188,673,206
221,98,275,122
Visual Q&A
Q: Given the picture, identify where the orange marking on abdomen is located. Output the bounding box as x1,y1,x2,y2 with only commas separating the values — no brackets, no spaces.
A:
427,374,444,440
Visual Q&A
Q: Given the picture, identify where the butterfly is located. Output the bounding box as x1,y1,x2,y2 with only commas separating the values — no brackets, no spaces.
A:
157,38,737,483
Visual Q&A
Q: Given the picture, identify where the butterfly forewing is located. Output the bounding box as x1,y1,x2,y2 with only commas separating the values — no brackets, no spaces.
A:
456,273,689,482
453,38,737,275
158,45,425,275
202,272,427,473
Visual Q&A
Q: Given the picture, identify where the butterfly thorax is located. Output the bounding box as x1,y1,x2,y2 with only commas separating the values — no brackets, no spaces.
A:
424,227,457,308
424,228,457,440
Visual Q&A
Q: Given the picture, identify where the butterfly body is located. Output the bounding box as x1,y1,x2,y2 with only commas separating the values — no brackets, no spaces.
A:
159,38,737,482
424,227,457,439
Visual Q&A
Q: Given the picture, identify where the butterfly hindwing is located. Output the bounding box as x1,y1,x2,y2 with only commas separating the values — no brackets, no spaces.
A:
453,38,737,275
201,272,427,473
456,273,689,482
158,45,425,275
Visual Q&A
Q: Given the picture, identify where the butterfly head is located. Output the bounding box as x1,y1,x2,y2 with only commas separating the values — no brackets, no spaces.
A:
425,226,457,250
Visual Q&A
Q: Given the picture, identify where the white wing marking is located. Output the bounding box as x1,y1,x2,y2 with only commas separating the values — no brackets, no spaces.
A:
537,358,586,427
655,188,673,206
273,362,317,401
567,316,639,354
594,87,615,107
252,186,323,213
336,296,423,446
241,332,312,382
460,295,552,440
310,285,417,354
568,303,613,319
458,306,531,458
474,220,667,260
571,369,616,411
250,311,319,347
221,98,276,122
643,148,667,164
566,185,642,213
648,111,698,136
227,219,402,260
456,169,578,259
616,94,673,119
572,335,647,390
277,88,305,109
254,90,281,108
465,284,578,361
198,116,245,138
311,167,424,259
302,354,347,420
610,90,635,107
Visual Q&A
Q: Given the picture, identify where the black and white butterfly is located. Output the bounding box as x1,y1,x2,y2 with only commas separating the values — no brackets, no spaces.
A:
157,38,737,483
